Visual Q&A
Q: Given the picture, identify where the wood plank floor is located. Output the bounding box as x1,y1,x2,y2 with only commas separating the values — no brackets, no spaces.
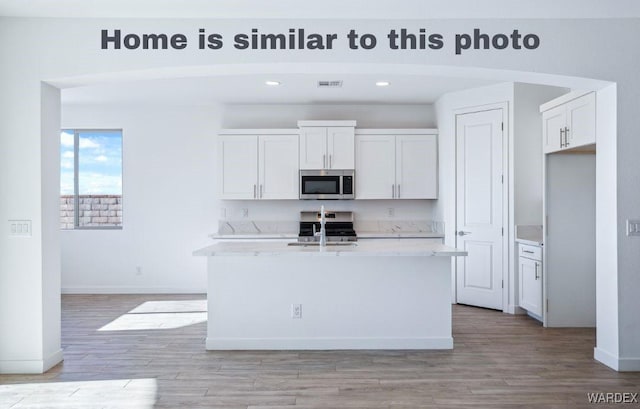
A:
1,294,638,408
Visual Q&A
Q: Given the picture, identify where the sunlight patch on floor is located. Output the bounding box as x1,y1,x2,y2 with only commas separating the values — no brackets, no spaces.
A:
0,378,157,409
98,300,207,331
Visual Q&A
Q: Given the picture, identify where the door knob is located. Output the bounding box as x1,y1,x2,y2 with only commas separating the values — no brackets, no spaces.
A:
457,231,471,236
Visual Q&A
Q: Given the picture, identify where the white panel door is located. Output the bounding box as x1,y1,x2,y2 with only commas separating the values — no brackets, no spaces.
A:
258,135,299,200
355,135,395,199
327,127,355,169
566,92,596,149
519,257,542,316
299,127,327,169
542,105,565,153
455,109,504,310
396,134,437,199
219,135,258,199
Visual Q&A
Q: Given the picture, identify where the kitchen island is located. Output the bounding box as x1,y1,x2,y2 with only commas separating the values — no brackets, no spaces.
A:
194,239,466,350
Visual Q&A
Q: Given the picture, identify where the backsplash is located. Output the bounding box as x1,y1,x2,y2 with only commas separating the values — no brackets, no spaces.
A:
217,220,299,235
217,219,445,235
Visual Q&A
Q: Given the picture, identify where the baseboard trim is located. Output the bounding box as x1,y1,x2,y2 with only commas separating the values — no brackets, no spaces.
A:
593,347,640,371
594,347,618,370
0,349,63,374
62,286,206,294
206,337,454,350
43,349,64,372
616,356,640,372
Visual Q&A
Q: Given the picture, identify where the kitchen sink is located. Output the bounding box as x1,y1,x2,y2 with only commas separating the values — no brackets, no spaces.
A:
287,242,357,247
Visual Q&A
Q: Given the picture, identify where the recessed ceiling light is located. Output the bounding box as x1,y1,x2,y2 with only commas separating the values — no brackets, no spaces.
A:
265,80,281,86
376,81,390,87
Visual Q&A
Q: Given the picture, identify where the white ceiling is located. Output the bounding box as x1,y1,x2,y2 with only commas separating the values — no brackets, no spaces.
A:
16,0,626,106
61,73,500,106
1,0,639,19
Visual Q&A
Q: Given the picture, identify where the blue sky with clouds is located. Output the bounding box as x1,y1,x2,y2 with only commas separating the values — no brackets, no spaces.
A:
60,130,122,195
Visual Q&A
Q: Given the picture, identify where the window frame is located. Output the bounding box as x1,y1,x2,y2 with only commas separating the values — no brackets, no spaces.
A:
62,128,123,230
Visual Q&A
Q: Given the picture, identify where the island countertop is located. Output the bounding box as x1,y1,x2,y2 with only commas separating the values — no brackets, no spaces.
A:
193,238,466,257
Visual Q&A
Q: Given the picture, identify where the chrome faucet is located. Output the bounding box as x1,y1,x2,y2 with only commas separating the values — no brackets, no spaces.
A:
315,205,327,247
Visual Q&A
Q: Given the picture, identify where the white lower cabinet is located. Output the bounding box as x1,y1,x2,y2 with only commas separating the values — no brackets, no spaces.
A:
219,133,299,200
519,243,543,317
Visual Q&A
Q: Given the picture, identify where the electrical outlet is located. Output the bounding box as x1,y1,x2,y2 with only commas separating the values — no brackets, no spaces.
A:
291,304,302,319
242,208,249,218
8,220,32,237
136,266,143,275
387,208,395,217
627,219,640,236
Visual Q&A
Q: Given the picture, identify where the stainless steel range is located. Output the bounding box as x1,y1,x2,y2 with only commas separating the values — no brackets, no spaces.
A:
297,210,357,243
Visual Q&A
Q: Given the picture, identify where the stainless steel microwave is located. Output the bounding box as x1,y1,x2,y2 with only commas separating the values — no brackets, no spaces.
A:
299,170,355,200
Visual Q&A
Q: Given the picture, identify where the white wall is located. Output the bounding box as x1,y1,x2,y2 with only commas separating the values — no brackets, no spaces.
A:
434,82,514,238
220,103,436,225
41,84,63,371
434,82,514,308
594,85,619,368
222,104,436,129
61,104,220,293
513,83,568,225
1,16,638,372
434,82,567,314
61,102,436,293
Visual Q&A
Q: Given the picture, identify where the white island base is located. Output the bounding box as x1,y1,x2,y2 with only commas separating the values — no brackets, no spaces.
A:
195,240,465,350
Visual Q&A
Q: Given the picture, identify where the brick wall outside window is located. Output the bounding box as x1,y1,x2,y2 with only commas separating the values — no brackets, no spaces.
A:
60,195,122,229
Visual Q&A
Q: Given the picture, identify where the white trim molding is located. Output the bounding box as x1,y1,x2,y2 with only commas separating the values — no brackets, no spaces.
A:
207,337,454,350
594,347,640,372
62,286,206,294
0,349,63,374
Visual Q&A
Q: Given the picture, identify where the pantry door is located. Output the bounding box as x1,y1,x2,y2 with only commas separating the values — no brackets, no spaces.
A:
455,108,505,310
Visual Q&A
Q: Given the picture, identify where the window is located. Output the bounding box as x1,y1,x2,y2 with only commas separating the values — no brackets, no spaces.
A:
60,129,123,229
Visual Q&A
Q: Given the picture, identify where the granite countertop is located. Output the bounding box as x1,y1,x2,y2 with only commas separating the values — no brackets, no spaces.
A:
194,238,466,257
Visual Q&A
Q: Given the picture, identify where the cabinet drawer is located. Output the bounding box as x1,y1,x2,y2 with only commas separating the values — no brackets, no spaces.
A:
519,244,542,260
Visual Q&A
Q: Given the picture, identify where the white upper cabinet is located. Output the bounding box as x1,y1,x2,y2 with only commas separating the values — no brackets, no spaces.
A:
542,105,566,153
258,134,299,199
566,92,596,148
355,135,396,199
219,135,259,200
542,92,595,153
396,134,437,199
298,121,356,169
327,127,355,169
355,131,438,199
299,127,327,169
219,131,299,200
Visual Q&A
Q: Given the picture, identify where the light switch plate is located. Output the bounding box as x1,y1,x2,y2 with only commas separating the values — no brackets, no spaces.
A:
9,220,32,237
627,219,640,236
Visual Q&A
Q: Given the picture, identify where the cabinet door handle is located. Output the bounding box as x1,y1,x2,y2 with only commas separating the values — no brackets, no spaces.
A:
397,184,401,198
329,155,332,168
323,154,326,168
564,126,570,147
560,128,565,148
260,184,263,198
392,184,395,199
534,262,540,280
523,250,534,254
253,184,257,199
